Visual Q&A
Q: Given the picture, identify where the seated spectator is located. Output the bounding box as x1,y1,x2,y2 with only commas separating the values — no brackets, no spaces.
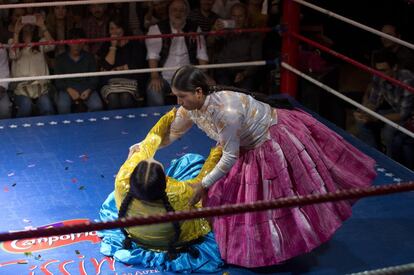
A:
54,28,103,114
372,24,414,72
143,0,169,32
97,16,147,110
82,4,109,56
0,47,11,119
211,3,262,90
9,14,55,117
354,50,414,155
145,0,208,106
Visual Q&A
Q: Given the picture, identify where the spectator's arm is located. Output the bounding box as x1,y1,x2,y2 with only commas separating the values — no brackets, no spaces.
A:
146,25,162,79
196,26,208,64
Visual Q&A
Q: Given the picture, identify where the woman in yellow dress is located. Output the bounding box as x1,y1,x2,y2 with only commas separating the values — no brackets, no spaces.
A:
98,108,223,273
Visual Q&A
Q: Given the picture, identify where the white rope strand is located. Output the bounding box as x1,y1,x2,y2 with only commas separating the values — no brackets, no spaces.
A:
0,0,156,9
292,0,414,51
348,262,414,275
281,62,414,139
0,61,266,84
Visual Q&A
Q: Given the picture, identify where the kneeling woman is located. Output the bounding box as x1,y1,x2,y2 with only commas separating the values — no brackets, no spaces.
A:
98,109,223,273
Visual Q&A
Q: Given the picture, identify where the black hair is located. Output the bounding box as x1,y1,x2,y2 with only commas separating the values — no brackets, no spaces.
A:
171,65,294,109
109,14,131,36
118,160,181,252
372,49,398,68
19,25,41,53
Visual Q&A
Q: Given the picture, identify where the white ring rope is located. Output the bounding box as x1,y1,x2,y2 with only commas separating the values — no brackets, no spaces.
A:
281,62,414,139
348,262,414,275
0,0,155,9
293,0,414,51
0,60,266,83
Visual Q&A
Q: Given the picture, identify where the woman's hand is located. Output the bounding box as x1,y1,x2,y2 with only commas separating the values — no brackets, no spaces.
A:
189,182,208,207
35,13,46,28
128,142,141,159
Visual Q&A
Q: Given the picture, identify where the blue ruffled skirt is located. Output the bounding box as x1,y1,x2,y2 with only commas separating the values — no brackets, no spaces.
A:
98,154,223,273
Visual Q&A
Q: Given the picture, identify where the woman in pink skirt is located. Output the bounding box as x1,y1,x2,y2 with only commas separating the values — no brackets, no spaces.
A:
129,65,376,268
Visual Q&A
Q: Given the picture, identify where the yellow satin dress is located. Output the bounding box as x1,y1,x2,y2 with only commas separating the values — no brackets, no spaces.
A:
114,108,222,250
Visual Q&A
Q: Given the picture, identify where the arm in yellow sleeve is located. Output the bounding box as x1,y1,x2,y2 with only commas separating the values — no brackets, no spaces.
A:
114,108,177,208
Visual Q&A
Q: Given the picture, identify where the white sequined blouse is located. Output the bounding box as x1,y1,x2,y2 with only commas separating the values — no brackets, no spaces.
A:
165,91,277,187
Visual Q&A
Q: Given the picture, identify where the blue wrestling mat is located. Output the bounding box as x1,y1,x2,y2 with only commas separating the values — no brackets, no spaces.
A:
0,103,413,275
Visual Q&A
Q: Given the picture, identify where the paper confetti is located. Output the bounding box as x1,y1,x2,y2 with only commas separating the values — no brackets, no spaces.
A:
3,187,9,192
34,255,42,260
79,154,89,161
12,183,16,187
78,186,85,190
65,159,74,163
75,250,81,255
71,178,78,183
8,172,15,177
28,164,36,168
23,219,31,223
121,131,128,135
24,252,32,257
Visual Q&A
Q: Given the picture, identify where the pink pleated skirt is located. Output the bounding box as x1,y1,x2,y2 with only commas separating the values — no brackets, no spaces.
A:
205,109,376,268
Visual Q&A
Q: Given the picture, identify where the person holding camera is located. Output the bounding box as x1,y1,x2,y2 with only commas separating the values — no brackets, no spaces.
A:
9,13,55,117
211,3,262,90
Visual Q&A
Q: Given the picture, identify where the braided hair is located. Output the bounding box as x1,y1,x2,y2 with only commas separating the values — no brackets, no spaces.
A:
118,159,181,250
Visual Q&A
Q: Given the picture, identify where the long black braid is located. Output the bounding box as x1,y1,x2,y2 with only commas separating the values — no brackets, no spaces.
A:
118,160,184,255
118,192,134,249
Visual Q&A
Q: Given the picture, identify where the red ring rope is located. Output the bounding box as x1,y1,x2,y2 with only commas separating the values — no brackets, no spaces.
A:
0,181,413,243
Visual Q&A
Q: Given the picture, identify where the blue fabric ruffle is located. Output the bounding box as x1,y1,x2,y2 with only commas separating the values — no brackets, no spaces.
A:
98,154,223,273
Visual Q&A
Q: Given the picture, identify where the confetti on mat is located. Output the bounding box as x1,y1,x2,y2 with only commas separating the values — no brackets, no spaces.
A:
27,164,36,168
8,172,14,177
65,159,74,163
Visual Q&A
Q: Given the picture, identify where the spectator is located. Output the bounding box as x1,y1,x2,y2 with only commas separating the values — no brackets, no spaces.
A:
143,0,169,32
46,6,74,57
189,0,219,32
372,24,414,72
54,28,102,114
145,0,208,106
82,4,109,56
354,50,414,155
9,14,55,117
211,3,262,90
0,47,11,119
97,16,147,110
